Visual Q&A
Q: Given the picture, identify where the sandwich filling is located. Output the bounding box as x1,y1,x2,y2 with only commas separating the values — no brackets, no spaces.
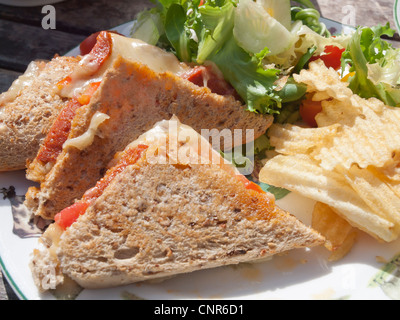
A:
36,82,102,164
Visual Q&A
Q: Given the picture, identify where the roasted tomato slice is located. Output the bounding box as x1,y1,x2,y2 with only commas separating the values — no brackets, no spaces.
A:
299,99,322,128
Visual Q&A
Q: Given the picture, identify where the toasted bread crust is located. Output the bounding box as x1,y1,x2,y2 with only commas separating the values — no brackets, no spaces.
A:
0,56,80,172
55,160,323,289
26,58,273,219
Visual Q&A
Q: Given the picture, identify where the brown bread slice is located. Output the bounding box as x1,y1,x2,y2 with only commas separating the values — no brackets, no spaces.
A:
25,57,273,220
57,162,324,289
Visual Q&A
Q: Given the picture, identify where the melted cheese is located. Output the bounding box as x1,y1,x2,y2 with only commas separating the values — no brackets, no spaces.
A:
121,117,239,176
60,34,189,99
63,111,110,151
0,61,43,105
40,223,64,259
110,34,189,76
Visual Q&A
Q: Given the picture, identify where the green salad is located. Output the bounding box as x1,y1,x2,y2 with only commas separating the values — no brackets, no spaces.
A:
130,0,400,171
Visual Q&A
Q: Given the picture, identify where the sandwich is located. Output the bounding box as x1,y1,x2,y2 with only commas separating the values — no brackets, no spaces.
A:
30,117,324,291
0,55,80,172
25,31,273,220
0,31,270,174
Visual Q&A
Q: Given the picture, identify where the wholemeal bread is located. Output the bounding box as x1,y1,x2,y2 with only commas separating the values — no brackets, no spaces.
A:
0,56,80,171
30,118,324,291
25,57,273,220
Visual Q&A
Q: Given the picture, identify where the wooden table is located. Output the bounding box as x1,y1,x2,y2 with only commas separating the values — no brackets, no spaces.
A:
0,0,397,300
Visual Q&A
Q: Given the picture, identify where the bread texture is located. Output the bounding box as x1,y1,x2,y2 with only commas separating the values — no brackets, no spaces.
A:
0,56,80,171
26,57,273,220
31,158,324,290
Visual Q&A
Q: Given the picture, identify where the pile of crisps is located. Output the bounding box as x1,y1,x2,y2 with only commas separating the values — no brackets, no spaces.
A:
260,61,400,258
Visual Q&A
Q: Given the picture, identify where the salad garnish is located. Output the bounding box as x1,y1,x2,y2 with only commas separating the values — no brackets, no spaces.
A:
130,0,400,179
131,0,349,117
342,23,400,107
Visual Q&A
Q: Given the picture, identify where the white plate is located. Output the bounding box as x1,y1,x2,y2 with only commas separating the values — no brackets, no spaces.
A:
0,0,64,6
1,18,400,301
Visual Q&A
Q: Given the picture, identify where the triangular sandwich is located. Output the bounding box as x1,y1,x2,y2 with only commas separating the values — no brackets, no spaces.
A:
30,118,324,291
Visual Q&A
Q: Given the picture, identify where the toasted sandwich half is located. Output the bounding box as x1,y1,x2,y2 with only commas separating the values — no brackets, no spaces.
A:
30,118,324,291
25,31,273,220
0,56,80,171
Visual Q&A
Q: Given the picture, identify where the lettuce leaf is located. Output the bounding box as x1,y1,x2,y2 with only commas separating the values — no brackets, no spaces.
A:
130,8,165,46
342,23,400,107
196,1,236,63
209,36,281,113
233,0,296,56
211,36,307,114
164,4,193,61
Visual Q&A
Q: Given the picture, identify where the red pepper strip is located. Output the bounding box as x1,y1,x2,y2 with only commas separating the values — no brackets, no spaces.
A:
56,76,72,90
37,81,102,164
79,30,122,56
83,31,113,73
77,81,101,105
37,98,82,163
180,66,205,87
54,201,90,231
180,65,241,99
56,31,112,92
54,145,149,230
309,45,345,71
82,145,149,202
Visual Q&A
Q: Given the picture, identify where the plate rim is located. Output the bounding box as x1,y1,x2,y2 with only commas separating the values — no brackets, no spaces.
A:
0,247,27,300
